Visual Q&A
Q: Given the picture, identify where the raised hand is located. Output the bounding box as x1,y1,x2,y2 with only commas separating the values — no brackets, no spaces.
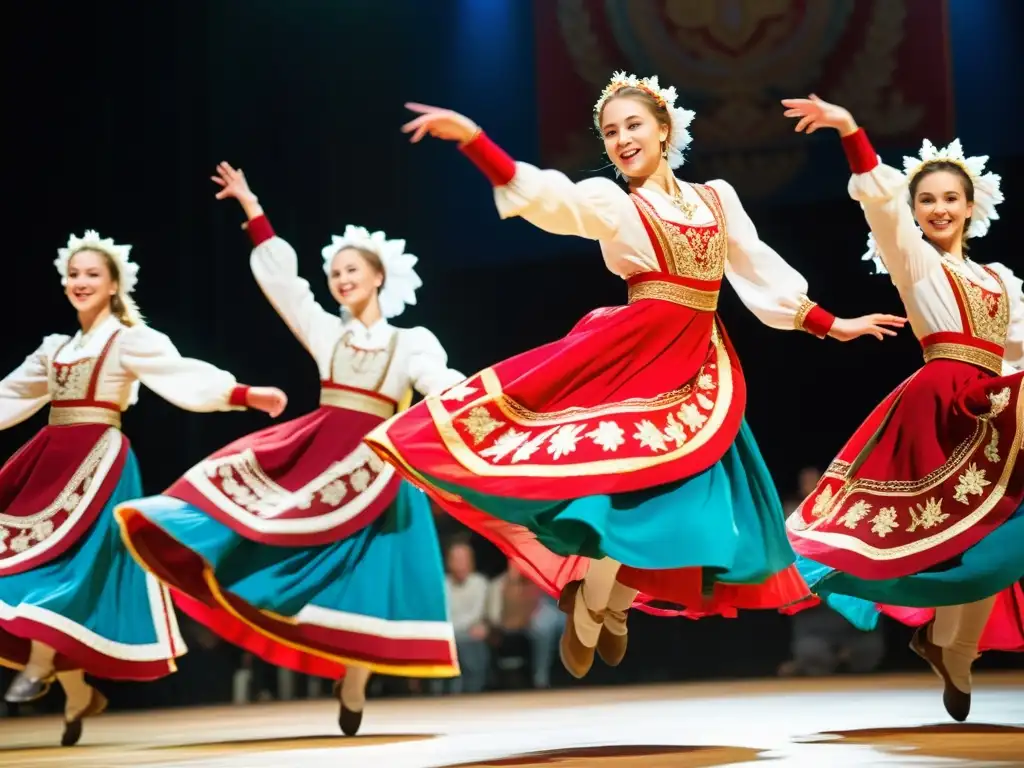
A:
829,314,907,342
211,162,263,219
401,103,479,144
781,94,858,136
246,386,288,418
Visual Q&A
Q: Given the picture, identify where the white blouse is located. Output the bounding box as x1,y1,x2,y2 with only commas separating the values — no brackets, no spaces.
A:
250,236,464,399
0,315,245,431
493,162,823,331
850,162,1024,370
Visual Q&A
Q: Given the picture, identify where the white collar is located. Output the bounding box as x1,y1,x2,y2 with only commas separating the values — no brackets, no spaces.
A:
341,313,391,337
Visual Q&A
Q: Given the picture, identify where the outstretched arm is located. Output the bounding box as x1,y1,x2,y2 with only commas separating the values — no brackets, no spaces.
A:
401,103,635,247
212,163,342,358
119,325,287,417
714,179,905,342
781,95,937,286
0,335,65,430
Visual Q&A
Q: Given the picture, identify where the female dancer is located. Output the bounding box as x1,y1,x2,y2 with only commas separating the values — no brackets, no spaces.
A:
116,162,463,736
365,72,904,679
781,94,1023,721
0,230,286,745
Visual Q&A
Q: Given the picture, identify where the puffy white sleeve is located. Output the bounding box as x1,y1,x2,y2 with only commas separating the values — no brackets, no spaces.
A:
119,325,249,412
841,129,937,286
988,263,1024,370
459,131,632,242
495,164,633,242
709,179,836,337
0,334,67,430
245,215,342,358
404,327,465,397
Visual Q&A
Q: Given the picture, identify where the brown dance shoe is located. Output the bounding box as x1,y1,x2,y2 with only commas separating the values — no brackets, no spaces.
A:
596,607,629,667
332,679,363,737
910,621,971,722
557,580,600,679
61,688,108,747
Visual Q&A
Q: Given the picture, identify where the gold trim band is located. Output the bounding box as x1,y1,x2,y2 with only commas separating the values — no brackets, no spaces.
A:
627,279,719,311
923,343,1003,375
48,405,122,429
320,388,396,419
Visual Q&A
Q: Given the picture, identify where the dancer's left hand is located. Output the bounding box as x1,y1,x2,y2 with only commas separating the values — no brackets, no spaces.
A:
247,387,288,417
829,314,907,342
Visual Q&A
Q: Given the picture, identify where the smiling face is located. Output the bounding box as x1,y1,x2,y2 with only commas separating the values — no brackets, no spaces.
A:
598,89,671,180
909,164,975,254
327,247,384,312
65,249,117,315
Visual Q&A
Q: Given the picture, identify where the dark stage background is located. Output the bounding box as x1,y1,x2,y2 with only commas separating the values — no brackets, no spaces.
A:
1,0,1021,709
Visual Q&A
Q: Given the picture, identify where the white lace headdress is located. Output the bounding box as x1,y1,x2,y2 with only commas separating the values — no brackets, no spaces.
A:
55,230,140,294
862,139,1003,275
321,225,421,319
593,71,696,171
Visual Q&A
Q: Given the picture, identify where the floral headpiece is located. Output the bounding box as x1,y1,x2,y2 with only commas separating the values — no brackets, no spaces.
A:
55,230,140,293
593,71,695,170
863,138,1003,275
322,225,421,319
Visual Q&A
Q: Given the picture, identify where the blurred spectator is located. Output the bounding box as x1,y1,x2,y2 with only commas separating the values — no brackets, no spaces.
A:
779,467,886,677
433,538,489,694
487,560,562,689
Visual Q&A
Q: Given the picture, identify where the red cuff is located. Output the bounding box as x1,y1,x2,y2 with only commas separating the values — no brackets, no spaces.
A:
459,131,517,187
803,305,836,339
841,129,879,175
229,385,250,408
244,215,275,247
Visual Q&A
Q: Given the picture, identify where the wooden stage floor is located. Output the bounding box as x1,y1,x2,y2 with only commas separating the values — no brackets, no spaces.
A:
1,672,1022,767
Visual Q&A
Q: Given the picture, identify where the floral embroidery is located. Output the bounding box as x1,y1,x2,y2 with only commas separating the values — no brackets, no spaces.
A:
984,426,1001,463
441,382,479,402
0,431,112,562
587,422,626,452
907,498,949,533
953,463,990,505
811,486,834,518
870,507,899,538
838,500,872,530
458,407,505,445
198,445,388,519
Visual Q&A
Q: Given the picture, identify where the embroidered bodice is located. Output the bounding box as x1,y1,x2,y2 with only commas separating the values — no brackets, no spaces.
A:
630,185,728,283
488,161,827,332
325,328,399,392
847,160,1024,371
0,315,246,431
942,261,1009,348
48,331,121,405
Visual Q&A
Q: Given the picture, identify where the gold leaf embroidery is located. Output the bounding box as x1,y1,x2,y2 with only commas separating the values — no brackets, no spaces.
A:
952,463,991,505
838,500,872,530
984,425,1001,464
811,486,834,518
907,497,949,533
458,407,505,445
870,507,899,538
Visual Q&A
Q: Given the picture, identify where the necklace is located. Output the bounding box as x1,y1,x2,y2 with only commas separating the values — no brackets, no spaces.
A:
670,183,697,219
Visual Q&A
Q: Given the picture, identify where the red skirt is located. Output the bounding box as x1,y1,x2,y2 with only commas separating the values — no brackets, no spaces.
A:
168,402,400,547
368,298,809,616
787,362,1024,579
0,423,127,576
